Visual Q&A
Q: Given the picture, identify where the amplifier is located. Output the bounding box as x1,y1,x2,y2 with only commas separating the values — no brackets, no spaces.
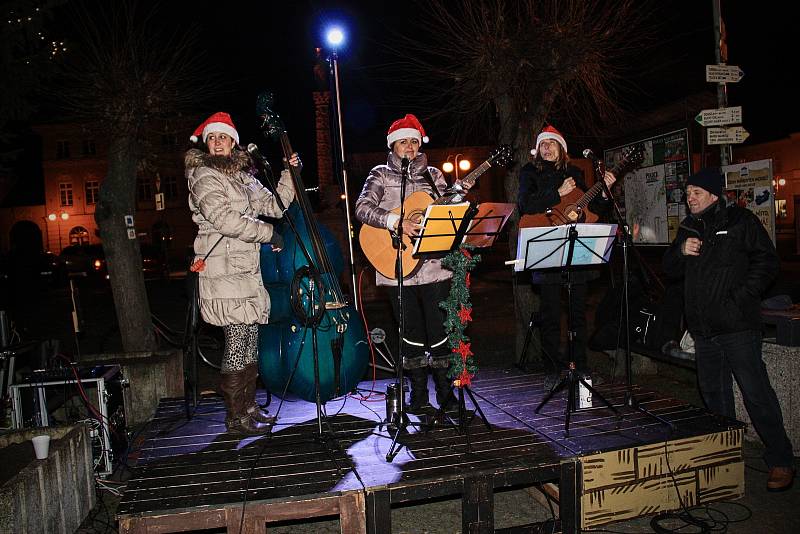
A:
10,365,126,475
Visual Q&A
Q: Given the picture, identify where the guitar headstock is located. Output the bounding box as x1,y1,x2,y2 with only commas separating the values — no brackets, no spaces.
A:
616,144,644,172
489,144,513,167
255,91,285,140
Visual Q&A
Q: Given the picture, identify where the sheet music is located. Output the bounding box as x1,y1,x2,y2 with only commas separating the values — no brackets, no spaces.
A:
514,223,617,272
515,226,565,271
411,201,471,256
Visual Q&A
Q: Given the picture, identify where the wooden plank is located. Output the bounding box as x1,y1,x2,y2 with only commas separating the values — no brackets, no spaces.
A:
118,369,744,533
366,489,391,534
462,474,494,534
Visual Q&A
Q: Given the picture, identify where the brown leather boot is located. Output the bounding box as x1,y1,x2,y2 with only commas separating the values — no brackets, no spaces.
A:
767,466,795,492
219,370,270,435
243,365,276,425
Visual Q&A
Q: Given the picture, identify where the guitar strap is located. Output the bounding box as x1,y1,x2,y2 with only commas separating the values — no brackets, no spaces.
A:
422,169,441,199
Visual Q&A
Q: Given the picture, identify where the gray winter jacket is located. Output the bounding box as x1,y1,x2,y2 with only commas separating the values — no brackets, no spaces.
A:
355,151,454,287
186,148,295,326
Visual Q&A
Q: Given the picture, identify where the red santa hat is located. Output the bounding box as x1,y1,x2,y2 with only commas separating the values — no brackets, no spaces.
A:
531,125,567,156
190,112,239,145
386,113,429,148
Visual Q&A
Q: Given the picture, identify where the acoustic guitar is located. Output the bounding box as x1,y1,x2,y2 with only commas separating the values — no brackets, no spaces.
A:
519,145,644,228
360,145,513,279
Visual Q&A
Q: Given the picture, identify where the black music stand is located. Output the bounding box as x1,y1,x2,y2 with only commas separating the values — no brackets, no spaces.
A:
413,203,513,448
517,223,622,437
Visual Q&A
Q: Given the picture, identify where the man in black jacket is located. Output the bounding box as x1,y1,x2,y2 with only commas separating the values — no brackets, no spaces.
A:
663,168,794,492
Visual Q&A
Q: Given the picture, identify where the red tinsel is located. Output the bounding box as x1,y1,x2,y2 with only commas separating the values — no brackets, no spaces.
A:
465,272,471,288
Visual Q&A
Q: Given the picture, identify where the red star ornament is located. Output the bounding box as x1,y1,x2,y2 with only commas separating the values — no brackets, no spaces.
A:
457,305,473,324
455,341,473,359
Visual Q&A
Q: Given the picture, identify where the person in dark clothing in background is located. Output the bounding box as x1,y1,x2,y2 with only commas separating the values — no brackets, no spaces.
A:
517,125,616,378
663,167,794,492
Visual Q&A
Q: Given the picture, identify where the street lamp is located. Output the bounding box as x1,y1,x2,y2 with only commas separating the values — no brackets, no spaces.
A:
48,211,69,252
324,23,359,309
442,154,471,182
773,176,787,194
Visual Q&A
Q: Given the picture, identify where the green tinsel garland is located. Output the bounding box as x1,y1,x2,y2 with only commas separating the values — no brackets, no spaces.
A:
440,244,481,386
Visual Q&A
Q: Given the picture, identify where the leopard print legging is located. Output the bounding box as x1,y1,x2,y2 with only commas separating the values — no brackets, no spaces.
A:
221,324,259,373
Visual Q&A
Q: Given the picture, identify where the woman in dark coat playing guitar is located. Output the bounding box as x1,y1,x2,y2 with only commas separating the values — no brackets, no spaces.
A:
517,125,616,380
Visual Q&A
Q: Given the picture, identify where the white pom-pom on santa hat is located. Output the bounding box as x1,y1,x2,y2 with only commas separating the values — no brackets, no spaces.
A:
531,125,567,156
190,112,239,145
386,113,429,148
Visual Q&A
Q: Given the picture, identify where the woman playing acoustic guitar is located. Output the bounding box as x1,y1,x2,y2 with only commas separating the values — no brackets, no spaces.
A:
517,125,616,383
355,114,453,415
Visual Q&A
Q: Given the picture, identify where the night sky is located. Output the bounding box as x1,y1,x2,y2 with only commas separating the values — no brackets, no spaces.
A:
187,1,795,156
11,1,798,180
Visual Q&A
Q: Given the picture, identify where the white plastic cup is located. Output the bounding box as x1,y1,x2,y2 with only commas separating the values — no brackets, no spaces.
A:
32,435,51,460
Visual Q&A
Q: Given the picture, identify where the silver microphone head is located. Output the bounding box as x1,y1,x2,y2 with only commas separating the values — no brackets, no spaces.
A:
246,143,258,154
582,148,594,159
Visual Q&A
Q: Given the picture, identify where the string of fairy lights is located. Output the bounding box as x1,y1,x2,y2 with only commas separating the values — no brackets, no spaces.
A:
3,2,67,63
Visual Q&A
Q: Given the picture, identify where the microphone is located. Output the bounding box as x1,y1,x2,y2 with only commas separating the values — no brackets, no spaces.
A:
401,156,410,174
246,143,272,170
582,148,598,161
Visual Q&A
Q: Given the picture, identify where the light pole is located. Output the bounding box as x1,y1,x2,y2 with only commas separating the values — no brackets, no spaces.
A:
325,25,359,309
442,153,471,182
48,211,69,252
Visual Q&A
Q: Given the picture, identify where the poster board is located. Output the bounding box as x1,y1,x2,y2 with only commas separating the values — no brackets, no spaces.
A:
604,129,691,244
722,159,776,244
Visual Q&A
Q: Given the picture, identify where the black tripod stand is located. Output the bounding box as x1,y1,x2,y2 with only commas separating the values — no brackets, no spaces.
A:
429,378,492,451
532,225,621,437
589,159,673,430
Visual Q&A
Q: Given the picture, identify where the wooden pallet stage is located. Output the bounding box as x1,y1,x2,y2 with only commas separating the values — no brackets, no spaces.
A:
116,368,744,533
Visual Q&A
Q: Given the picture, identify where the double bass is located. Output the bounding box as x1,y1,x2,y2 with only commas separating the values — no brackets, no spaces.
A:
255,92,369,402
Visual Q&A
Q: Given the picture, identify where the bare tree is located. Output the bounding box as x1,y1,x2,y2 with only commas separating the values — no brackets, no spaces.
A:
381,0,657,361
57,0,215,352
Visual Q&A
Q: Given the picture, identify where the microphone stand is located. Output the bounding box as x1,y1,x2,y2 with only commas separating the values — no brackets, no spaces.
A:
592,158,672,429
385,157,421,462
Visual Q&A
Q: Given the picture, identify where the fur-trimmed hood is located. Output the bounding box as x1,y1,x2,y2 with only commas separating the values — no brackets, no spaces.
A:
185,148,252,176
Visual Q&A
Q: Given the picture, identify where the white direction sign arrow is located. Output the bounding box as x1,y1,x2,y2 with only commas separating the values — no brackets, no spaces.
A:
707,126,750,145
706,64,744,83
695,106,743,127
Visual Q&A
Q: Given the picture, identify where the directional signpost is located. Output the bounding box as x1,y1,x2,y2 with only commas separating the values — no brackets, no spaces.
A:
702,65,747,157
695,105,742,127
706,64,744,83
707,126,749,145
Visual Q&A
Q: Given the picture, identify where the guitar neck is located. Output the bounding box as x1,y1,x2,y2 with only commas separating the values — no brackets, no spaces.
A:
576,158,629,209
455,160,492,191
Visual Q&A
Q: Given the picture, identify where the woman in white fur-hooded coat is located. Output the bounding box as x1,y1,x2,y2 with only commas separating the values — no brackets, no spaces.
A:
186,111,297,434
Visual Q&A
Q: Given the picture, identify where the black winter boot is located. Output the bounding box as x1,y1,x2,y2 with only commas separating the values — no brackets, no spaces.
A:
432,367,453,409
407,368,433,415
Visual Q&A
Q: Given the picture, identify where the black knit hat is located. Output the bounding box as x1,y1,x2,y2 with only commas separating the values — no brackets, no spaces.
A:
686,167,724,197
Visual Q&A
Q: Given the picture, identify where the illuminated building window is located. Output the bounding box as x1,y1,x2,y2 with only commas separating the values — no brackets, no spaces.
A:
86,180,99,205
59,182,73,207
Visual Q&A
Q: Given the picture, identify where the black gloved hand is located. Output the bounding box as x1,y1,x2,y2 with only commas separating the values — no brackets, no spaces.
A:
269,231,284,251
